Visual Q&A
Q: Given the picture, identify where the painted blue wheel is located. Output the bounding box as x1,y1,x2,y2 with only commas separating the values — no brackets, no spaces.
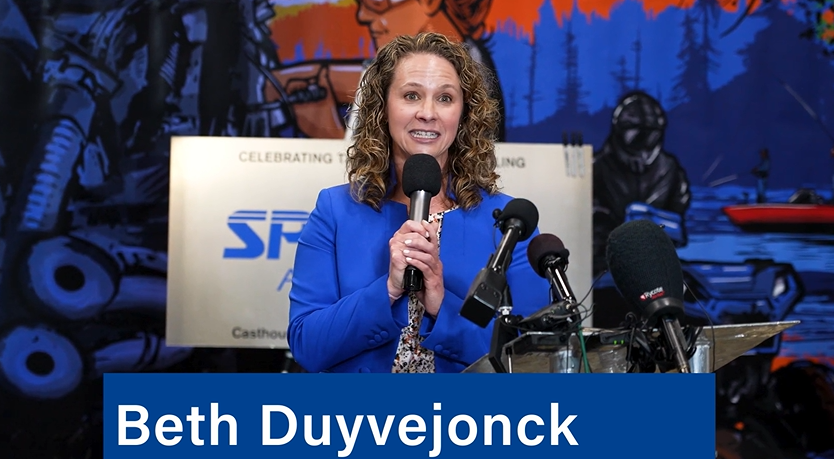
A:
21,236,119,320
0,324,83,400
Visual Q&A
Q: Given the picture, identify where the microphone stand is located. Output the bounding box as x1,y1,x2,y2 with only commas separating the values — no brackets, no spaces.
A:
488,283,520,373
487,243,522,374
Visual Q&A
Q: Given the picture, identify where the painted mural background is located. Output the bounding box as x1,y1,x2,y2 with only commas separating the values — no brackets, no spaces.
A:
0,0,832,457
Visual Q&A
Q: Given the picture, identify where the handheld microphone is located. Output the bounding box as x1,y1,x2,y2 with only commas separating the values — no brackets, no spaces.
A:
460,198,539,327
401,154,442,293
605,219,691,373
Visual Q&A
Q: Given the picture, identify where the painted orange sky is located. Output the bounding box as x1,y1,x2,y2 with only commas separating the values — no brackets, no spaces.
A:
270,0,370,63
270,0,765,61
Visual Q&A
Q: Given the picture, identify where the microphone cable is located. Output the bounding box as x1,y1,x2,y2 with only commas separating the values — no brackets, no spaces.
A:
561,269,610,373
682,277,717,373
574,267,716,374
563,269,611,373
498,238,617,373
576,268,609,325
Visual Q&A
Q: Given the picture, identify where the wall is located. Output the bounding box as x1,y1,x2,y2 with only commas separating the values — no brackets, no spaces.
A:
0,0,832,457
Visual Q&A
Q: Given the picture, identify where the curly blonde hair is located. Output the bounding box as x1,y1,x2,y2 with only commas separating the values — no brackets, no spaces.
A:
346,32,501,211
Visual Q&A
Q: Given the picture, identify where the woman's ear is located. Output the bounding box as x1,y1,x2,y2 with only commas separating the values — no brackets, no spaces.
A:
418,0,443,16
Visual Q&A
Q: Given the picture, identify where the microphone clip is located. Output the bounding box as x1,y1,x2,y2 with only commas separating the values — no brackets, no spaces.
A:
492,206,524,236
619,311,701,374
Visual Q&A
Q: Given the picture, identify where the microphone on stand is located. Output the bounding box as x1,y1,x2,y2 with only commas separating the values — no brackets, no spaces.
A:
519,234,582,331
462,198,538,373
460,198,539,328
527,234,577,304
401,154,442,293
605,219,692,373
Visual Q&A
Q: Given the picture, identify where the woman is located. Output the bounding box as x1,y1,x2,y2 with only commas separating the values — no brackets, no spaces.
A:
288,32,549,373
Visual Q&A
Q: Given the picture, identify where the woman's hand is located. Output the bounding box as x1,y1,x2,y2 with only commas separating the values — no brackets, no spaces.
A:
388,219,443,316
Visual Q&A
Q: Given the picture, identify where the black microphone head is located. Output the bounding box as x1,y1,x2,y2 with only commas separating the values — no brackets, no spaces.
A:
496,198,538,241
402,154,442,197
605,219,684,324
526,233,570,278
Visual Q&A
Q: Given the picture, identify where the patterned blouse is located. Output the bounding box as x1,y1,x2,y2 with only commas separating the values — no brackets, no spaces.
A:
391,206,458,373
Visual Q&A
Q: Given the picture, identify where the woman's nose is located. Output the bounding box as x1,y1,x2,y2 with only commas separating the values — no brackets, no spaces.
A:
355,3,377,26
416,100,437,121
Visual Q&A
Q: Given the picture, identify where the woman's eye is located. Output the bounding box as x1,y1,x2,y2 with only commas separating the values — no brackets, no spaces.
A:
439,95,452,103
405,93,419,100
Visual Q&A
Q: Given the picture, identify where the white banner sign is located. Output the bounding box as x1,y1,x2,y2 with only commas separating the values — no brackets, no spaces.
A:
167,136,592,349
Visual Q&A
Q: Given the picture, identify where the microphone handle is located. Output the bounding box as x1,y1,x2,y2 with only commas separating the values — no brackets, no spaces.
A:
487,221,521,274
403,190,432,292
660,317,691,373
544,262,577,304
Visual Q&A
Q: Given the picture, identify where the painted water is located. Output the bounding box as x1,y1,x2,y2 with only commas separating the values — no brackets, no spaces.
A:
678,185,834,364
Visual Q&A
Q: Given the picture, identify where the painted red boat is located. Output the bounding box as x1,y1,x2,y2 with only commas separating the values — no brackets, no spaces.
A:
722,204,834,233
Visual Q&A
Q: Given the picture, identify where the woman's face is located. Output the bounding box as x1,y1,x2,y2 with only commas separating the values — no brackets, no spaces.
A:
385,53,464,171
356,0,431,49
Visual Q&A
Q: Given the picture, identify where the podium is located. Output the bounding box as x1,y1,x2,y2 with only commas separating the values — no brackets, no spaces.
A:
462,320,800,373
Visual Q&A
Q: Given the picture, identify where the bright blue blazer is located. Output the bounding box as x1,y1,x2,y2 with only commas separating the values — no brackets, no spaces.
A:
288,184,551,373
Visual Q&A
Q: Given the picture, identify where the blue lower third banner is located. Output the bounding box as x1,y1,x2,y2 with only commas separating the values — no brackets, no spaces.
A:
104,373,715,458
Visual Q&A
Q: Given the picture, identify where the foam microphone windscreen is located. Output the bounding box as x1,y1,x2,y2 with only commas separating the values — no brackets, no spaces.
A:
402,154,442,197
497,198,539,241
526,234,569,278
605,219,684,317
